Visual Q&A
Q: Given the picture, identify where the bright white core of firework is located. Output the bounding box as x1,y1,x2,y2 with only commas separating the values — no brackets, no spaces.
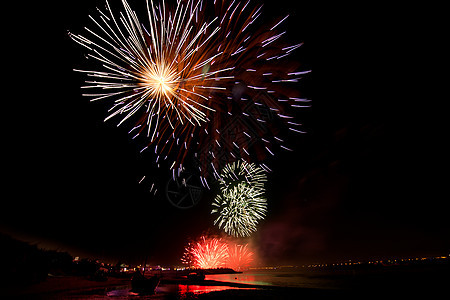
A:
143,62,177,98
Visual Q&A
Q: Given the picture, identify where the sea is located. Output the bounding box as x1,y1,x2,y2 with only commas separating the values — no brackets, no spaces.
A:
205,268,344,290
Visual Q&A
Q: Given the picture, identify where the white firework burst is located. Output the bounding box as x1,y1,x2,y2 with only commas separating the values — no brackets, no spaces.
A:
212,160,267,237
218,160,267,190
70,0,310,181
69,0,225,142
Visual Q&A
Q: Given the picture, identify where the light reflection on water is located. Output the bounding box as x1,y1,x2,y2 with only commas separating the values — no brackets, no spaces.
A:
206,273,271,287
68,283,251,299
52,270,325,299
168,285,254,299
205,269,341,289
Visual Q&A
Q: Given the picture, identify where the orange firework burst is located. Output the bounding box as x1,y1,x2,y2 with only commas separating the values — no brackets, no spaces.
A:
70,0,224,166
70,0,310,181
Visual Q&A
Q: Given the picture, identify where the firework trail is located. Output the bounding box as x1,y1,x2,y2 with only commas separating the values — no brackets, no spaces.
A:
70,0,310,184
187,0,310,180
212,160,267,237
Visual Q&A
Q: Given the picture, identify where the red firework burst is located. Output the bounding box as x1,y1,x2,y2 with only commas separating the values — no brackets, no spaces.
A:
226,243,254,271
190,236,229,269
182,236,255,270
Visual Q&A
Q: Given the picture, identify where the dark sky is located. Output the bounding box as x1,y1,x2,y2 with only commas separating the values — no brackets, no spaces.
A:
2,0,448,266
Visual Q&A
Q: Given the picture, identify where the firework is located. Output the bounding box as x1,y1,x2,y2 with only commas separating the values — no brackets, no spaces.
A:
188,236,229,269
181,241,195,267
70,0,223,171
186,0,310,179
218,160,267,191
182,236,255,270
212,161,267,237
226,243,254,271
212,183,267,237
70,0,310,181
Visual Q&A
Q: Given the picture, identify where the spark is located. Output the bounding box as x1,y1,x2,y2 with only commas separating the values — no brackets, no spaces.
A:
270,14,289,31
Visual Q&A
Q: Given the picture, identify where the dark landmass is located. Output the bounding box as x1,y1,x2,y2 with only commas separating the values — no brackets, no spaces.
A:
1,276,130,299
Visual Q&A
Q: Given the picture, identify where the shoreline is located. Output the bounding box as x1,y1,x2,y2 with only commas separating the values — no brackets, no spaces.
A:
1,274,343,299
161,277,270,289
5,262,446,299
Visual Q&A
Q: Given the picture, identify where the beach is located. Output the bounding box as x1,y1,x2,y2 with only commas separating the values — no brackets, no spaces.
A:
3,263,448,299
2,275,341,299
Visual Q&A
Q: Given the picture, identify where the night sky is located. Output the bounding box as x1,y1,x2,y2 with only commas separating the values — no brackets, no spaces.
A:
2,0,448,266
